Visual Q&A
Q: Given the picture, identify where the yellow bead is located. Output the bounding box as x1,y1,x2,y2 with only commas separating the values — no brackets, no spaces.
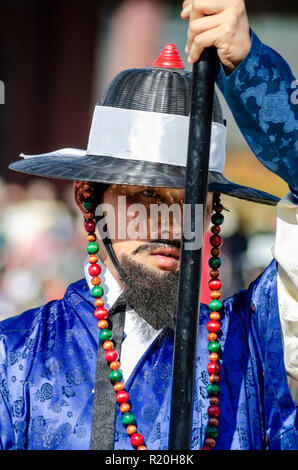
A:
95,298,105,307
207,333,218,342
91,276,101,286
103,340,114,350
110,361,120,370
126,425,137,436
210,312,220,321
114,382,125,392
88,254,98,264
210,290,221,300
209,353,219,362
120,403,131,413
87,234,96,242
97,320,108,329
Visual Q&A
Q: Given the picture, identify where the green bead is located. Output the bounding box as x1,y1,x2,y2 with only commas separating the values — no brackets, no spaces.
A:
83,201,94,211
207,383,220,396
86,242,99,254
109,369,123,383
211,213,224,226
209,299,223,311
121,411,135,426
99,328,112,341
206,425,219,438
208,341,220,353
91,286,104,298
209,257,221,269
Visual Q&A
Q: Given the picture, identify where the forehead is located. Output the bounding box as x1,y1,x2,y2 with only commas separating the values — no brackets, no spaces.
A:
105,185,185,198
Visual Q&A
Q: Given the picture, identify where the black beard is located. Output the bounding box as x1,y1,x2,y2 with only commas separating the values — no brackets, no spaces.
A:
117,254,179,330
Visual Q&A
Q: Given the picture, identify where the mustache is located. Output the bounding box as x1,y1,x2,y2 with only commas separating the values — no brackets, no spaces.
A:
131,239,181,256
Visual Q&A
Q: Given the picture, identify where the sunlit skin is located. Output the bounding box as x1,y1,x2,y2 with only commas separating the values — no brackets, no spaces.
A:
181,0,251,71
75,183,213,285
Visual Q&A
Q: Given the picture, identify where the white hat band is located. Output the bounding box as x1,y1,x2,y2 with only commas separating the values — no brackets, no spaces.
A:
87,106,226,173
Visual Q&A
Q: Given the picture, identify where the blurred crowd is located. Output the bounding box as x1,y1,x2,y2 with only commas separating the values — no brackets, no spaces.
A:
0,179,86,321
0,177,277,321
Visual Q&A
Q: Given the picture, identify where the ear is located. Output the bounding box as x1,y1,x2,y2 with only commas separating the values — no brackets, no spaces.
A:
74,181,87,216
206,191,214,223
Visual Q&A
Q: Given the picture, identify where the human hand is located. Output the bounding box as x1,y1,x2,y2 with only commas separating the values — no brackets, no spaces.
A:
181,0,251,73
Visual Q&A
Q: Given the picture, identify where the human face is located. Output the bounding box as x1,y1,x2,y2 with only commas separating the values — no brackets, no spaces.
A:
101,184,213,275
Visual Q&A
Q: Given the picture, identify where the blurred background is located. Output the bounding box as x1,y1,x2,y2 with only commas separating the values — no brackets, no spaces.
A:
0,0,296,319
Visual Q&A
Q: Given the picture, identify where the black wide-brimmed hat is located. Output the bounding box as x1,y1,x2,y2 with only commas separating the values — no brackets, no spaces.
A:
9,44,279,206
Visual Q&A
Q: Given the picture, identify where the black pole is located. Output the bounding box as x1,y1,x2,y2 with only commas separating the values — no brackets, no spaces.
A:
169,47,218,450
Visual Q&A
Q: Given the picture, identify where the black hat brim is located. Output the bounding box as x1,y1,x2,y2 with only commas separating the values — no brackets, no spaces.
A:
9,153,279,206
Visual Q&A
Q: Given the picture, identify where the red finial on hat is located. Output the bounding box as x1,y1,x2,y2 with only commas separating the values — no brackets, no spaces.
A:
152,44,185,70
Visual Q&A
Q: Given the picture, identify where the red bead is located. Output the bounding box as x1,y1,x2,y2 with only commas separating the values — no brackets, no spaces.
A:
94,307,109,320
207,362,221,374
84,221,96,233
115,390,130,404
209,279,222,291
208,405,221,417
130,433,144,447
88,264,102,276
206,320,221,333
201,445,212,450
105,349,118,363
210,235,222,248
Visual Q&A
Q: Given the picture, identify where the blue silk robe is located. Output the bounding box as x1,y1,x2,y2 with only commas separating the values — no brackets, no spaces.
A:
0,261,297,450
1,31,298,450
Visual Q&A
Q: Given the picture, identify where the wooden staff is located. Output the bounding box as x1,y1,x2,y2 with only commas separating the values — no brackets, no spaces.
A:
169,46,218,450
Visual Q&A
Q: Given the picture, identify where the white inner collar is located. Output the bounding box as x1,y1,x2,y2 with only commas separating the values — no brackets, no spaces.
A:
84,257,161,383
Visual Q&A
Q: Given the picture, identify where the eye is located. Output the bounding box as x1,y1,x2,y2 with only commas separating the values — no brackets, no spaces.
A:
140,189,158,198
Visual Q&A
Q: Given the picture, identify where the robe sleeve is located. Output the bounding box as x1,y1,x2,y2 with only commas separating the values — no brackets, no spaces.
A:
0,369,16,449
273,192,298,405
216,30,298,195
216,32,298,404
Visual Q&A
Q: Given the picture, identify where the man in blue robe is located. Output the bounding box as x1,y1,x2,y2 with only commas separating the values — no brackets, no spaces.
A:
0,0,297,450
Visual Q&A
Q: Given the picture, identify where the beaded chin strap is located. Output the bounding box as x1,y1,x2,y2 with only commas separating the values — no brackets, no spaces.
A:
81,182,147,451
201,192,224,450
82,183,224,451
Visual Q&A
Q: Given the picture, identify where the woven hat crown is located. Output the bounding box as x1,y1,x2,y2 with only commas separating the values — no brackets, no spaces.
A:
101,67,224,124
